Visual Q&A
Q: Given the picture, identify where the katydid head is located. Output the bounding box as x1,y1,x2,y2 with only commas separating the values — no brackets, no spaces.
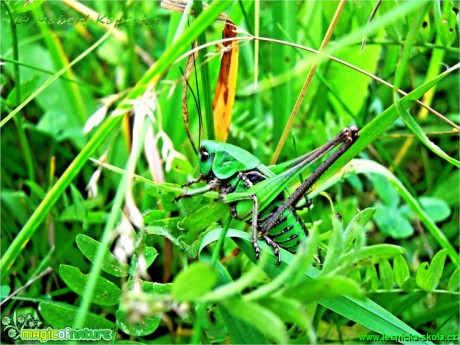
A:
198,140,261,180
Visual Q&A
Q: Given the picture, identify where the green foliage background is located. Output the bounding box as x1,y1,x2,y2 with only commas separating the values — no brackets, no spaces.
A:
1,0,459,344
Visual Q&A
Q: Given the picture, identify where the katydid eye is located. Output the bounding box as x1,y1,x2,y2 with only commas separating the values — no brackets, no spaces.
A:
200,151,210,162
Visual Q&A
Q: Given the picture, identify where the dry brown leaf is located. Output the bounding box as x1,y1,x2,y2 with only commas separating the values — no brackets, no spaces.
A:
212,20,238,142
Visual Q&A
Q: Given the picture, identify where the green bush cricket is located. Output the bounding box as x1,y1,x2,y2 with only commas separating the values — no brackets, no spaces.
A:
175,126,359,264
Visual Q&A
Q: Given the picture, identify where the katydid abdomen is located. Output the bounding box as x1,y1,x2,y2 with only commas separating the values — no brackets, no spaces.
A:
226,168,308,254
257,200,308,253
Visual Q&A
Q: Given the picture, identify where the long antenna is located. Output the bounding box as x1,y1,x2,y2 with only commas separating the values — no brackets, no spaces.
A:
181,66,199,155
191,42,204,149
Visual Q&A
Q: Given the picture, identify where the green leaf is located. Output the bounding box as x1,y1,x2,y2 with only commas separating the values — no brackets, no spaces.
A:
401,277,417,292
285,276,363,303
415,249,449,291
379,260,395,290
129,246,158,276
447,267,459,292
172,262,217,302
434,0,458,47
364,266,379,292
418,197,451,223
6,76,40,107
76,234,129,277
426,249,449,290
393,255,410,288
432,170,459,207
39,302,114,330
373,174,400,207
222,299,287,344
415,262,431,291
116,309,161,337
374,203,414,239
338,244,406,273
179,202,228,232
322,217,343,275
218,303,269,344
145,218,182,248
258,296,312,337
59,265,121,306
343,208,376,253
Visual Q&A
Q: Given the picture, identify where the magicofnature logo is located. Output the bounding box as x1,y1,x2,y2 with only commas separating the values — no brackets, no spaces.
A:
1,311,113,342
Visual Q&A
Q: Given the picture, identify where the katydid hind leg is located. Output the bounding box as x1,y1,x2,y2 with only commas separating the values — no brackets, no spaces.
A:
262,127,359,234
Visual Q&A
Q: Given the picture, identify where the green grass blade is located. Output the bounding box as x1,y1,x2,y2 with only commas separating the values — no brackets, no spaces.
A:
395,95,460,167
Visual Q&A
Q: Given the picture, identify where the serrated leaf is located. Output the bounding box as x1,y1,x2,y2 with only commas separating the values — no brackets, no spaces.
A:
222,299,287,344
379,259,395,290
59,265,121,306
116,309,161,337
343,208,376,252
393,255,410,288
39,302,114,330
172,262,217,302
447,267,459,292
76,234,129,277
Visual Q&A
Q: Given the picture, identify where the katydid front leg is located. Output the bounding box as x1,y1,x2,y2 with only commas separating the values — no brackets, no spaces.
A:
174,178,220,202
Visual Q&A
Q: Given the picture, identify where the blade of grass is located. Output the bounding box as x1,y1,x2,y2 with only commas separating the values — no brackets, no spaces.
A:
2,1,35,182
271,1,297,149
193,0,215,140
0,1,231,278
271,0,346,164
395,95,459,168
